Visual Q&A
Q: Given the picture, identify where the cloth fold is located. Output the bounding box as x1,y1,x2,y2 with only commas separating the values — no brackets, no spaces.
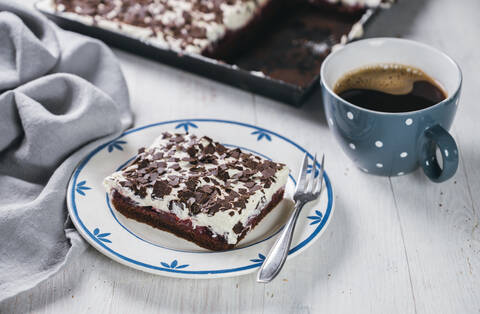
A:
0,1,133,301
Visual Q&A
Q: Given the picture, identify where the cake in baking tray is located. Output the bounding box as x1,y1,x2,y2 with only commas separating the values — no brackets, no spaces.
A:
46,0,385,58
307,0,385,13
104,132,289,251
48,0,278,59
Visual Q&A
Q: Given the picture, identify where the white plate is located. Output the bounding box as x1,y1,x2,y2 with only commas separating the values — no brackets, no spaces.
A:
67,119,334,278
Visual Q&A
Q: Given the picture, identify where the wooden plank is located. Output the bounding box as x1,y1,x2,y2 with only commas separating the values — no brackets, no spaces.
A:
369,0,480,313
115,49,257,126
254,95,416,314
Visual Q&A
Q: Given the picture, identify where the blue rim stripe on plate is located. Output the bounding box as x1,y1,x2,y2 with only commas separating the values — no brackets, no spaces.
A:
70,119,333,274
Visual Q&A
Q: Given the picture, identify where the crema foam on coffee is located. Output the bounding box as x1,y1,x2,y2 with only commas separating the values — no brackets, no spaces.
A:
333,64,447,113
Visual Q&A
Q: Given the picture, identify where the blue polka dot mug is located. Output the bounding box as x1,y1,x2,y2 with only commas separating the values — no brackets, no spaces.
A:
320,38,460,182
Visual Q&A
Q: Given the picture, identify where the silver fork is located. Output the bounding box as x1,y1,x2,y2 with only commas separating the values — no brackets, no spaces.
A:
257,153,325,283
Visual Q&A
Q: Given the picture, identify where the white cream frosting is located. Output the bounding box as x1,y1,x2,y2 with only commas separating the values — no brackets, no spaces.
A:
221,1,256,30
103,134,289,244
325,0,382,7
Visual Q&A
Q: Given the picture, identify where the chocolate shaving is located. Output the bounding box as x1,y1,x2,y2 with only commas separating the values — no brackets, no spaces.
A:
204,143,215,154
228,148,241,159
233,222,244,234
185,177,199,190
244,181,255,188
215,144,227,154
261,167,276,179
152,180,171,199
186,145,197,157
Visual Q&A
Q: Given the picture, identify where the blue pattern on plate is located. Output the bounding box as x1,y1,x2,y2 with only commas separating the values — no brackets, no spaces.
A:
306,164,320,178
161,260,189,269
175,121,198,133
93,228,112,243
250,253,266,263
70,119,334,275
251,130,272,141
307,210,323,225
107,140,127,153
75,180,91,196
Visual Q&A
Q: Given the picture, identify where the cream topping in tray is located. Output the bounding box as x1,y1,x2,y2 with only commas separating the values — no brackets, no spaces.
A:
104,133,289,244
40,0,261,54
323,0,383,7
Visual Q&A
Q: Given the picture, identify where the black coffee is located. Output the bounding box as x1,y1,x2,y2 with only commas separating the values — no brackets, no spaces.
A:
333,64,447,113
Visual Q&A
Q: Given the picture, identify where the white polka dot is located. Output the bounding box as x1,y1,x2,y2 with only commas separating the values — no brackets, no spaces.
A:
361,168,369,173
328,118,334,125
347,112,354,120
349,143,356,150
405,118,413,126
426,160,430,166
375,141,383,148
455,98,459,105
400,152,408,158
376,163,383,168
444,149,449,157
397,172,405,176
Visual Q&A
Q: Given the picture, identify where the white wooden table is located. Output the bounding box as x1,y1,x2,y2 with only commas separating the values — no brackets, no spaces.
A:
2,0,480,313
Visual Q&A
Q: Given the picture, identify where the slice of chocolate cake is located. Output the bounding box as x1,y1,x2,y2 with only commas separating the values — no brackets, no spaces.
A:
104,133,289,251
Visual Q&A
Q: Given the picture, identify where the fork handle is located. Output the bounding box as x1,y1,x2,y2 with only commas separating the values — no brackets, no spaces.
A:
257,200,305,283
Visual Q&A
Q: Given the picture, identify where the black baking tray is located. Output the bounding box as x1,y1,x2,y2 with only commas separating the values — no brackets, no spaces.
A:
36,1,382,106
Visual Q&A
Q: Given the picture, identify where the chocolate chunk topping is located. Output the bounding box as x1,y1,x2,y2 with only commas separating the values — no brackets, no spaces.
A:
204,143,215,155
185,177,199,190
244,181,255,188
228,148,241,159
261,167,276,179
233,222,244,235
187,145,197,157
215,144,227,154
152,180,172,199
190,26,206,38
111,132,285,217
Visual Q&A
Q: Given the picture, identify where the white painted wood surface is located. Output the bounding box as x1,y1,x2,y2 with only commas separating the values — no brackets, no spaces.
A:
2,0,479,313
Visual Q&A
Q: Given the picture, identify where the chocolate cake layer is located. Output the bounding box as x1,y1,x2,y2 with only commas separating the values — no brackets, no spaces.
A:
111,188,285,251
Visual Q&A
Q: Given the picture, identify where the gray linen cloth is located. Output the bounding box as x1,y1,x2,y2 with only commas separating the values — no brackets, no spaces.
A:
0,1,133,301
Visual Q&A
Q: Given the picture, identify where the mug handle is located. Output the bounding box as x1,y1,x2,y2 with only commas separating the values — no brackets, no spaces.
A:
418,124,459,183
